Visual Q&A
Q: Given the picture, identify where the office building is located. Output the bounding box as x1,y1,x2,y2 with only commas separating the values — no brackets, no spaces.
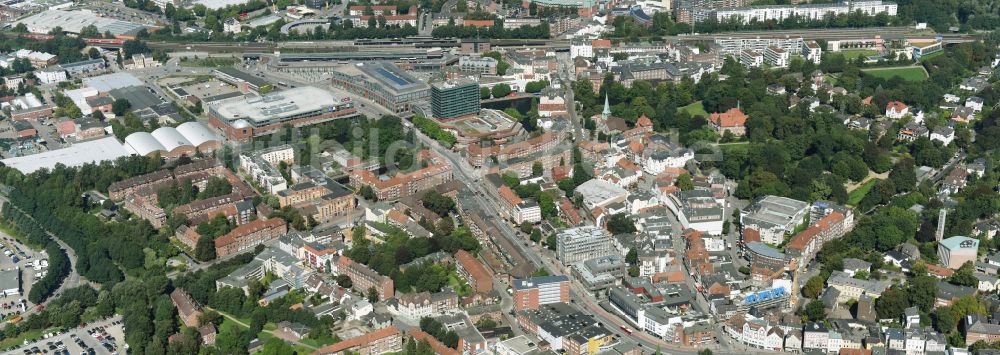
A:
330,61,430,116
431,78,481,120
512,275,570,310
556,226,615,265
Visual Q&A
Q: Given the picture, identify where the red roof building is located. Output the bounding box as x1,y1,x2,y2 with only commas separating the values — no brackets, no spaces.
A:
708,108,748,136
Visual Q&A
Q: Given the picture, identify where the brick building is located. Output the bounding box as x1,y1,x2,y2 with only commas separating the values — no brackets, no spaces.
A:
214,219,288,258
335,255,395,300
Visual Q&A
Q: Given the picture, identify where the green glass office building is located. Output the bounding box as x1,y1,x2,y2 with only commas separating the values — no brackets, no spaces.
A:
431,78,481,120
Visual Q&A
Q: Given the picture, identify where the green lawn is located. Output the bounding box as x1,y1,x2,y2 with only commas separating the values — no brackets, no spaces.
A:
918,50,944,62
861,66,928,82
0,328,55,349
847,179,879,206
837,49,878,59
178,57,239,67
447,272,474,297
678,101,708,118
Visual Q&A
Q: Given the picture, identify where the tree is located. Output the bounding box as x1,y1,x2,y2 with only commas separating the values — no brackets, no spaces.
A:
532,161,544,177
422,191,456,217
491,83,511,98
804,299,827,321
520,221,533,234
676,173,695,191
359,185,378,201
336,275,352,289
480,87,491,100
367,286,379,303
194,235,216,261
948,261,977,287
111,99,132,116
875,287,910,319
88,48,101,60
547,234,556,250
530,229,542,243
625,248,638,264
606,214,637,234
802,276,825,299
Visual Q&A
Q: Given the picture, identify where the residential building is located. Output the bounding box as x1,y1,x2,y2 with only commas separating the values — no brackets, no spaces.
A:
214,219,289,258
712,1,898,24
349,150,453,201
314,326,403,354
170,289,202,327
455,250,493,294
457,55,497,75
334,255,395,300
886,101,909,119
740,49,763,68
764,45,789,68
802,40,822,64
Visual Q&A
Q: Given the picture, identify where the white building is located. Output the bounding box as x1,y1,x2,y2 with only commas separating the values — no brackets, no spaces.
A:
713,1,898,24
930,126,955,146
36,67,67,84
740,49,763,68
763,46,789,68
556,226,615,265
570,41,593,59
802,40,822,64
223,17,242,33
966,97,985,112
741,195,809,245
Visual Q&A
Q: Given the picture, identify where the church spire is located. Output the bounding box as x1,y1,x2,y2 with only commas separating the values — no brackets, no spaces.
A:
602,93,611,120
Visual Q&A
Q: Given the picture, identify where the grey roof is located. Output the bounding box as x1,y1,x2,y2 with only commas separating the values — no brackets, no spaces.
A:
513,275,569,290
0,269,18,291
746,241,785,260
109,86,163,110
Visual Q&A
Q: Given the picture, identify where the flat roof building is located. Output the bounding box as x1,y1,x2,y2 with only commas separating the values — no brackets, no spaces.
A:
431,78,481,120
512,275,570,310
741,195,809,245
207,86,358,142
330,62,430,116
557,226,615,265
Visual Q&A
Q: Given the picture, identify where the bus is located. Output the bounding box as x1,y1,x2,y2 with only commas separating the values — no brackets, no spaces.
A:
620,325,633,335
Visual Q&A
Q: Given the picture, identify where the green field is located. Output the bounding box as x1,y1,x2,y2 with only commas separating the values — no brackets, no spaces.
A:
679,101,708,118
918,50,944,62
861,66,928,81
847,179,879,206
838,49,878,59
447,271,474,297
179,57,239,67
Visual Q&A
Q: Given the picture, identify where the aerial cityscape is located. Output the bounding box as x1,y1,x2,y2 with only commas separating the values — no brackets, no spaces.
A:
0,0,994,354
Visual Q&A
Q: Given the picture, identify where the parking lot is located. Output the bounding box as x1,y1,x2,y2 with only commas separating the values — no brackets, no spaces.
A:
0,234,49,321
15,316,125,355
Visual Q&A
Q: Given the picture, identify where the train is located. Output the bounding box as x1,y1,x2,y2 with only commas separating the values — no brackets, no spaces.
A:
353,36,459,47
15,33,125,46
